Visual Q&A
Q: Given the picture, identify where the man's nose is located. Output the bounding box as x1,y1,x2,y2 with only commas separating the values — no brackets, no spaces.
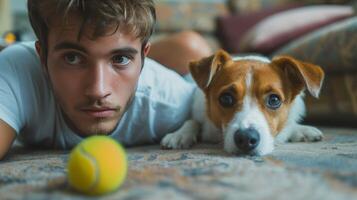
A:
85,63,111,99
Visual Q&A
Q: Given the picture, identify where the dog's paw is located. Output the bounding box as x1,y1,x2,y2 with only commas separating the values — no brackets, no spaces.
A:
288,125,323,142
160,131,197,149
160,120,199,149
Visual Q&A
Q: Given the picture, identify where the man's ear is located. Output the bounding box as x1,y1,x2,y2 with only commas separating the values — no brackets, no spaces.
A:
272,56,325,98
35,41,51,78
143,42,151,57
189,49,231,90
35,41,42,60
35,41,46,68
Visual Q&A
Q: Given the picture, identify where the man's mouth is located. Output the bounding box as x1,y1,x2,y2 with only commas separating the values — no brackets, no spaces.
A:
81,107,119,118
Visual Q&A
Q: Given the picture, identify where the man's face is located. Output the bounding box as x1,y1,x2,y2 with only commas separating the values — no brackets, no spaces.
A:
37,18,150,136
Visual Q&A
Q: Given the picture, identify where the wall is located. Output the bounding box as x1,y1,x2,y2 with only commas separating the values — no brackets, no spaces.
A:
0,0,13,36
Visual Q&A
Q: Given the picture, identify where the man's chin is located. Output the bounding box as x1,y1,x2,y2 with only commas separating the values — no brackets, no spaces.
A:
75,122,119,137
61,107,122,137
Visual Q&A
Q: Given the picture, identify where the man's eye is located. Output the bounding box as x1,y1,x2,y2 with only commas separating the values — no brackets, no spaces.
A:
112,55,131,66
64,53,82,65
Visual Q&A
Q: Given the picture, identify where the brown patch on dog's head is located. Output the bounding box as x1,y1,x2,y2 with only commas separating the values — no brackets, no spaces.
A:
189,49,232,91
271,55,325,99
189,49,245,128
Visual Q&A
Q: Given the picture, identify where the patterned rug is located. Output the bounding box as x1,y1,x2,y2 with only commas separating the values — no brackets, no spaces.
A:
0,127,356,200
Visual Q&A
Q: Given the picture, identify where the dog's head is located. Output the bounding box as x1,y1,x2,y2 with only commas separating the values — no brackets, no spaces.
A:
190,50,324,155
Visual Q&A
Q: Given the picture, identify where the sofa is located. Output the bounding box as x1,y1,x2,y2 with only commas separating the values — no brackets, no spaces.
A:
154,0,357,127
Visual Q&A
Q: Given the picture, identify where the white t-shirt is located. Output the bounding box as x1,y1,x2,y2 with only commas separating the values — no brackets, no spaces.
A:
0,42,195,149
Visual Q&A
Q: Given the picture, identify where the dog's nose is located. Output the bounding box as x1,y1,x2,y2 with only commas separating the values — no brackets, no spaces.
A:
234,128,260,153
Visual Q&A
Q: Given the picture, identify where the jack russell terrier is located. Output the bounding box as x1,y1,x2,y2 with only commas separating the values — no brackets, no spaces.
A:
161,49,325,156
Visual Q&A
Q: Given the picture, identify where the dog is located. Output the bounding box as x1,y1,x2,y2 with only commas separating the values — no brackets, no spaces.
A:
161,49,325,156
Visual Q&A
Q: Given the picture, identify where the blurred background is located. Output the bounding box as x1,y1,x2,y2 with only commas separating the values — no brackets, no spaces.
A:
0,0,34,45
0,0,356,126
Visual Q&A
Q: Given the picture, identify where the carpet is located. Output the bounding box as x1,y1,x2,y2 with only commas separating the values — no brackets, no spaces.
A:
0,127,356,200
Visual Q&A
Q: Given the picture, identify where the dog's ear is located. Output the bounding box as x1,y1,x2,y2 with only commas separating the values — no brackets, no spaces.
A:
189,49,231,90
272,55,325,98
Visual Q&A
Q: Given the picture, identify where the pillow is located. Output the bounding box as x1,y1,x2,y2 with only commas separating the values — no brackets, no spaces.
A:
228,0,298,14
274,17,357,125
274,16,357,72
215,3,302,53
240,5,354,54
228,0,353,13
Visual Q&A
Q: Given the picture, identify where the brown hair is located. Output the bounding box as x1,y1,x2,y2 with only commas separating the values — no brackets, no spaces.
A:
28,0,156,61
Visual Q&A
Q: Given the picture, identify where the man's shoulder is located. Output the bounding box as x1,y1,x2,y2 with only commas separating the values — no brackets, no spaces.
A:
0,41,40,73
1,41,37,58
139,58,195,91
0,41,42,82
0,41,49,135
137,58,196,105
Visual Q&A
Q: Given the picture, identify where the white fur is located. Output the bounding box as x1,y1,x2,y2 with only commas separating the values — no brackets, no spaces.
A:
161,56,323,156
160,119,200,149
192,89,221,143
222,71,274,155
233,55,271,63
275,93,323,143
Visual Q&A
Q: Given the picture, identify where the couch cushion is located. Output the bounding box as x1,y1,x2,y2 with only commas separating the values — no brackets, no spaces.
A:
274,16,357,73
228,0,353,13
228,0,299,13
240,5,354,54
216,3,301,53
274,17,357,125
304,73,357,126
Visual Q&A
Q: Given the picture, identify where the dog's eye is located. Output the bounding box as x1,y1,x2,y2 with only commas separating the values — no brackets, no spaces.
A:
219,92,236,108
265,94,282,110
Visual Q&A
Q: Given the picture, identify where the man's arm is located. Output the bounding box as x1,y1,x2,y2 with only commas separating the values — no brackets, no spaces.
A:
0,119,16,160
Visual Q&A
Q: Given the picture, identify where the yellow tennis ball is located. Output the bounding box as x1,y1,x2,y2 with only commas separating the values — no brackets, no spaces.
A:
67,136,127,195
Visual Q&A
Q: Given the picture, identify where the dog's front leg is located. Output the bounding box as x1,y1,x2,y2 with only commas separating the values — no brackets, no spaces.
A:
160,120,200,149
277,124,324,143
288,124,324,142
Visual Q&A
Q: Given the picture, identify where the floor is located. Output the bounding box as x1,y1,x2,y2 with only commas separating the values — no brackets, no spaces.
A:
0,127,356,200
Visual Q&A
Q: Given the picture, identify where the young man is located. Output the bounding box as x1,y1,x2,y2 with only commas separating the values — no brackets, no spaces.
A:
0,0,212,159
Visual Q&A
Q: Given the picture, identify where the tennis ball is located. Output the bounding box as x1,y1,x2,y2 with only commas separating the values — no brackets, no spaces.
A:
67,136,127,195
